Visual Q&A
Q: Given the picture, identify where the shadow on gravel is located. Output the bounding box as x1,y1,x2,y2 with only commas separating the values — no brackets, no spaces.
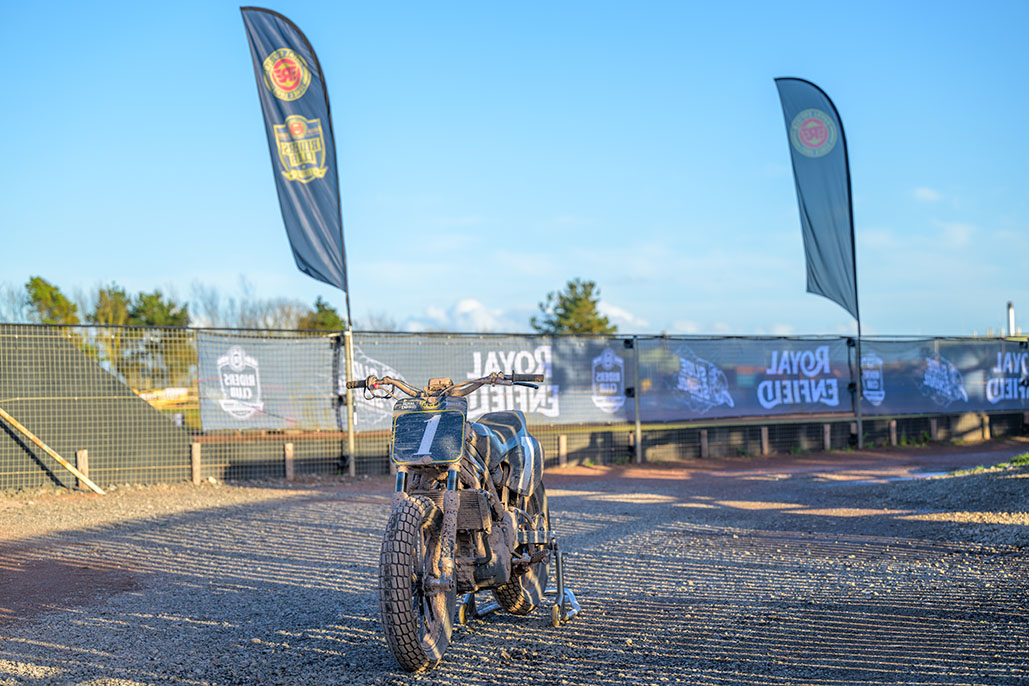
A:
0,460,1026,685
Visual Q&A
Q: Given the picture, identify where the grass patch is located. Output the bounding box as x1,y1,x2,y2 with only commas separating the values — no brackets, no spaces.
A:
948,452,1029,476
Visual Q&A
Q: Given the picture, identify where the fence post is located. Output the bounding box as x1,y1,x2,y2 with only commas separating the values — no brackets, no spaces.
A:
190,442,202,485
760,426,770,456
284,442,295,481
75,449,89,491
981,413,991,441
558,434,568,467
343,329,357,478
930,417,939,442
823,424,832,452
632,336,643,464
699,429,709,458
889,420,898,447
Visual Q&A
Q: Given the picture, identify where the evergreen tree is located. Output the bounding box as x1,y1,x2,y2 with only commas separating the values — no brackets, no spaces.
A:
530,278,616,334
25,276,79,325
87,284,132,326
129,290,189,327
298,296,345,331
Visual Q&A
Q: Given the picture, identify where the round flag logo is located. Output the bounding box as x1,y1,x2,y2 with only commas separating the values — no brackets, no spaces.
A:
789,108,838,158
262,48,311,101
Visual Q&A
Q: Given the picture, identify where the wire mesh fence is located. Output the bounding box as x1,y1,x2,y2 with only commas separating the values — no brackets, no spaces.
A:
1,324,1027,491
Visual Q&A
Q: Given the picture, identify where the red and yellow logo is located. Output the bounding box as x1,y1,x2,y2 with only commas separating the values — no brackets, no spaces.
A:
262,48,311,102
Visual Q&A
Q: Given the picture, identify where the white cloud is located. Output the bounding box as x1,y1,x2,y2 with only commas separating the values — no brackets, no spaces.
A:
598,301,648,331
913,186,942,202
403,298,530,333
670,320,701,334
769,323,797,336
933,220,976,247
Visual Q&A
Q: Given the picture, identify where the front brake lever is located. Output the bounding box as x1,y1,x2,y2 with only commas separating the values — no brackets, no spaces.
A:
513,382,539,389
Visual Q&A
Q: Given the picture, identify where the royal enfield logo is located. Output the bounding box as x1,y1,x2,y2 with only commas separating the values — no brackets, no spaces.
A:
789,108,838,158
673,346,734,413
274,115,328,183
262,48,311,101
217,346,264,420
758,345,839,409
591,348,625,414
920,354,968,406
861,352,886,407
465,345,559,419
986,350,1029,404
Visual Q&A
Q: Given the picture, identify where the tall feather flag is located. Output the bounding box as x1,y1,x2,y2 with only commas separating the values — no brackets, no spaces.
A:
774,77,858,321
775,77,866,444
241,6,349,310
241,7,357,469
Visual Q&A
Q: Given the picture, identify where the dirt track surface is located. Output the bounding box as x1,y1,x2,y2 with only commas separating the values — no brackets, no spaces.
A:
1,443,1027,685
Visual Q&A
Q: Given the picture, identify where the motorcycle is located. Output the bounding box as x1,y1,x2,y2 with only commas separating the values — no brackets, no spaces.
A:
346,371,579,672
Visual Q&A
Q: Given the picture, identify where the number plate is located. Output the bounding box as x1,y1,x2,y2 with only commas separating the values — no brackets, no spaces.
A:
391,410,465,465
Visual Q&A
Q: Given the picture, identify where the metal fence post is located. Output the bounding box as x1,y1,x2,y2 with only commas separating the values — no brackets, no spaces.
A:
343,328,357,477
632,336,643,464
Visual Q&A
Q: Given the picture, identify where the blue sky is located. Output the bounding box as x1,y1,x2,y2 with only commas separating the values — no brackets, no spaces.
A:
2,1,1026,335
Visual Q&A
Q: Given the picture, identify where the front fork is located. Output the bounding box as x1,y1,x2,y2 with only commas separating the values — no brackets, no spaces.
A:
393,465,460,594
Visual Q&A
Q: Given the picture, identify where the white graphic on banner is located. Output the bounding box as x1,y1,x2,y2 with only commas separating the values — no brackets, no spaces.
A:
591,348,625,414
987,351,1029,404
217,346,264,419
466,345,559,419
344,346,408,427
673,346,734,413
757,346,839,409
919,355,968,406
861,352,886,407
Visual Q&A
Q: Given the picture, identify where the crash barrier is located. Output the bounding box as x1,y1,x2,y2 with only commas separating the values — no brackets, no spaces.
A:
1,324,1027,490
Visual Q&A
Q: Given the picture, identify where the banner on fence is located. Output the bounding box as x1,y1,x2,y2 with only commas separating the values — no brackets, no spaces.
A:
197,333,335,430
194,333,1029,432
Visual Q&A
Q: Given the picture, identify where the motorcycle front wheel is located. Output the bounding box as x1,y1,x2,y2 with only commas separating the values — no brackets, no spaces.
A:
378,495,456,673
493,484,550,615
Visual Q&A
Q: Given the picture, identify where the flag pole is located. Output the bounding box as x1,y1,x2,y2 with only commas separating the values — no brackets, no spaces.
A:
343,294,356,477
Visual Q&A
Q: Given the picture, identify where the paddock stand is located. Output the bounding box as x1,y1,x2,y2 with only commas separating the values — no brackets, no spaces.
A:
457,536,581,627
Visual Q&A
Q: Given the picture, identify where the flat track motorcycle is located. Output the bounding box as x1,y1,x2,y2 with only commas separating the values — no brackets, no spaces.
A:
347,372,579,673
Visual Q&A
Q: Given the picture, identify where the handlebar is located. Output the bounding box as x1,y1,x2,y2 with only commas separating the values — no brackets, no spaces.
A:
344,372,543,398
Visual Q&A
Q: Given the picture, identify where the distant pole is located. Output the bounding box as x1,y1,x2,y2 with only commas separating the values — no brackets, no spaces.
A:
343,296,357,477
1007,301,1015,337
855,322,863,449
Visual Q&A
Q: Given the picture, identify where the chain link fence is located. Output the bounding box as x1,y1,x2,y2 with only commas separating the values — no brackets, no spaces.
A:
1,324,1026,491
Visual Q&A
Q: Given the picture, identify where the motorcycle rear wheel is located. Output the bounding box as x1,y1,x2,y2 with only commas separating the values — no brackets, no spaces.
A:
493,484,550,615
378,495,456,673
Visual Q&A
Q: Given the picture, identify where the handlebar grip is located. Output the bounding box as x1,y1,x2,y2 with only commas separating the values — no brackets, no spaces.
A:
511,374,544,383
345,380,367,389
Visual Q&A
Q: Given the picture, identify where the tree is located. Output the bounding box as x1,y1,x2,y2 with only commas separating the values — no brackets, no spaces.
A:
297,296,345,331
130,290,189,327
25,276,79,325
530,278,616,335
124,290,192,388
88,284,132,327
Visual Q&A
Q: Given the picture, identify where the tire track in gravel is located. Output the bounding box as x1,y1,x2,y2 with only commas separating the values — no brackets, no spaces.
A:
0,450,1026,685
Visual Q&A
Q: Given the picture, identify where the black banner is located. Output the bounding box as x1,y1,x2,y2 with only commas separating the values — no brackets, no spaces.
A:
195,334,1029,431
241,7,348,293
775,78,858,320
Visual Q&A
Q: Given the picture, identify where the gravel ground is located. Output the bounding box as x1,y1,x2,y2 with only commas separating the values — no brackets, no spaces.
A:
1,442,1027,685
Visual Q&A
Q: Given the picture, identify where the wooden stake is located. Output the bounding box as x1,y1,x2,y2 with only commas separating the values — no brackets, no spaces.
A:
190,443,202,485
0,406,104,494
75,449,89,491
284,442,295,481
